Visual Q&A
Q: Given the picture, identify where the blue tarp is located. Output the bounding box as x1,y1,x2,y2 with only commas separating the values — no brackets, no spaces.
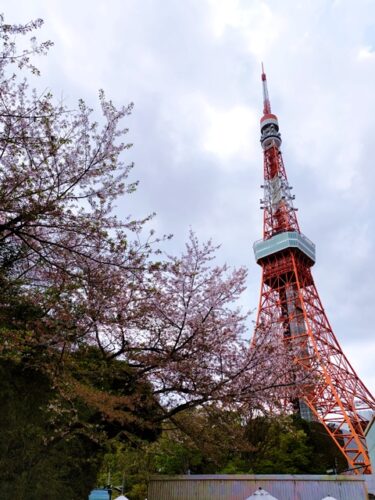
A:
88,489,110,500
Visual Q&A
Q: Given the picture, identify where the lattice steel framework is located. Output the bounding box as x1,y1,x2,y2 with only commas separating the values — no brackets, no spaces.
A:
252,66,375,473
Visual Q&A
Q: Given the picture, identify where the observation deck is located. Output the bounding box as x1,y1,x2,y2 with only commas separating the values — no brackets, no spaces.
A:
253,231,315,264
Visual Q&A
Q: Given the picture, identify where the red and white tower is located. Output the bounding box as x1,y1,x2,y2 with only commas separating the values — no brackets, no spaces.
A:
252,65,375,473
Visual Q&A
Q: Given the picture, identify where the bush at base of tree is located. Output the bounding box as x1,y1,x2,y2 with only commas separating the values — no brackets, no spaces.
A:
0,352,162,499
0,359,100,499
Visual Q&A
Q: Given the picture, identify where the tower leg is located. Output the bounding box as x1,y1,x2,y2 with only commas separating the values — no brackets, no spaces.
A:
253,252,375,473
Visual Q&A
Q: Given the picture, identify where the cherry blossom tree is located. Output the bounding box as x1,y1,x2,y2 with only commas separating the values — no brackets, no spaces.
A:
0,16,154,355
0,15,312,429
82,231,311,421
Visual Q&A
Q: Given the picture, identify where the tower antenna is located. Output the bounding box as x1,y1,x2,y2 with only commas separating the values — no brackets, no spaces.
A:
261,62,271,115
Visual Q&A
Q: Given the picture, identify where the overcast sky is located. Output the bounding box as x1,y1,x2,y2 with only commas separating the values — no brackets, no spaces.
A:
4,0,375,393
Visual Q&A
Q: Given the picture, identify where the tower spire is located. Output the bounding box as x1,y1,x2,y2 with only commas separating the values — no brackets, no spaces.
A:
259,65,300,238
261,62,271,115
252,68,375,474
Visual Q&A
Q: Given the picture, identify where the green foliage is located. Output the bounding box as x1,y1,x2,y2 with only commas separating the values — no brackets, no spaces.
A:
244,415,347,474
98,441,153,500
68,346,162,443
152,432,205,475
0,359,102,499
97,411,348,498
0,350,162,499
251,426,312,473
295,417,348,474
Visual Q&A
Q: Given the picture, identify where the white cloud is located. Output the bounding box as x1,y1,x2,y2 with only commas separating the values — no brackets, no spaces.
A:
203,104,258,162
208,0,284,60
358,45,375,59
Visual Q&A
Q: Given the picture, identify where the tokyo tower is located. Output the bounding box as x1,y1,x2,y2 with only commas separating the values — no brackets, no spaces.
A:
252,65,375,473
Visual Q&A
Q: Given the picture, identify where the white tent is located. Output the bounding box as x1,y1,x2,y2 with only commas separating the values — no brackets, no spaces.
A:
245,487,279,499
114,496,130,500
